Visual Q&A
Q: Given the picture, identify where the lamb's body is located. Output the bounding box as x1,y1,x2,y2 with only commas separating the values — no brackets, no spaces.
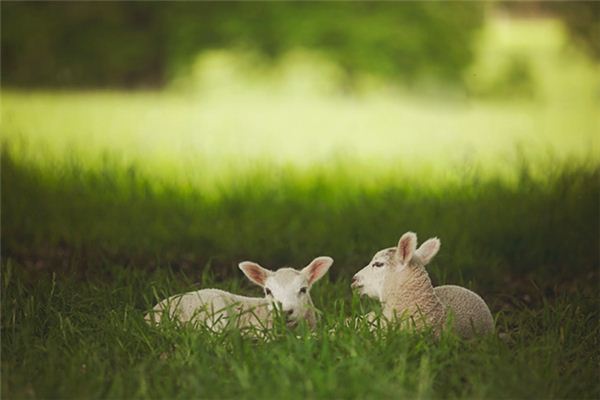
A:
381,262,446,333
353,232,494,339
146,257,333,332
145,289,273,331
382,264,494,338
434,285,494,338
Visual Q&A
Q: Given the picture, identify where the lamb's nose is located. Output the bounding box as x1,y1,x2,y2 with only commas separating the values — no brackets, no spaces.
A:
284,309,294,318
351,276,360,288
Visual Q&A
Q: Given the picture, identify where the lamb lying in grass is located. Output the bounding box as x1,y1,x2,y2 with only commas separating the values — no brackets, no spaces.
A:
145,256,333,332
351,232,494,338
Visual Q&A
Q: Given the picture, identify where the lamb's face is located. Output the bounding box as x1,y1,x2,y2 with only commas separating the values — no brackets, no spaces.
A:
351,247,399,300
263,269,312,325
239,257,333,327
352,232,441,301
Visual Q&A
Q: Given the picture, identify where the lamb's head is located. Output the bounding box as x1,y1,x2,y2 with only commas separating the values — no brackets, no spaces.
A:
351,232,440,300
239,256,333,326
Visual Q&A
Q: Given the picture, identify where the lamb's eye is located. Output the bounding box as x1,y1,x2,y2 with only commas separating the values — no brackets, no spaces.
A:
299,287,308,295
373,262,384,268
265,288,272,296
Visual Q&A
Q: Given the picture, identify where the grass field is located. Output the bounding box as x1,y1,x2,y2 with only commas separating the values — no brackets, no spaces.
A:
2,262,598,399
2,18,599,399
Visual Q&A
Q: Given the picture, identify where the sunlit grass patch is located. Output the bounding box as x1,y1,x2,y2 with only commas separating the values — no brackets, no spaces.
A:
2,18,598,185
2,86,597,186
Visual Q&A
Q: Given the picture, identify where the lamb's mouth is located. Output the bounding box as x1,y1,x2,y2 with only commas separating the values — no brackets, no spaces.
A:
351,284,367,297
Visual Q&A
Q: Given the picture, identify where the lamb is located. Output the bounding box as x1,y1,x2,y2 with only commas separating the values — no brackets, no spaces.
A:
351,232,494,339
145,256,333,332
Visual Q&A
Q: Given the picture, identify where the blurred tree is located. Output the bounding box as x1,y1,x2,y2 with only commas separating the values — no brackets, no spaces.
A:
2,3,168,87
499,1,600,60
1,2,486,88
551,1,600,60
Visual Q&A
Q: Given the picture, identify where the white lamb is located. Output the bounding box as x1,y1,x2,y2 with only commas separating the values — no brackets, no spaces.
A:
145,256,333,332
351,232,494,339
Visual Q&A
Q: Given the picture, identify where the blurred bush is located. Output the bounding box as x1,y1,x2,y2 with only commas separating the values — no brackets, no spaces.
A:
499,1,600,60
550,2,600,60
467,52,537,99
1,2,485,88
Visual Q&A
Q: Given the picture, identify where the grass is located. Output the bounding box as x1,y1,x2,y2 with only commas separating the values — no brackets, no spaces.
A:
1,16,599,399
2,41,599,286
2,150,598,286
2,261,598,399
2,150,599,399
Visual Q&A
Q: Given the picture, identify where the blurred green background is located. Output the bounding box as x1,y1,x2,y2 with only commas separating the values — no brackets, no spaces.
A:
2,2,599,399
1,1,598,282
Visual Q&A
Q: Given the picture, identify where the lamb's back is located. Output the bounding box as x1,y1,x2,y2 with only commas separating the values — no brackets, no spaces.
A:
434,285,494,339
146,289,245,327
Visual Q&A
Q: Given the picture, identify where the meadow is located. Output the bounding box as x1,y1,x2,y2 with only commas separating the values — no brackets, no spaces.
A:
1,18,599,399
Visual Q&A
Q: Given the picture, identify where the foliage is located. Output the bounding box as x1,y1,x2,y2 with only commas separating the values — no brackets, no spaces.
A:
499,1,600,60
1,2,485,88
554,1,600,60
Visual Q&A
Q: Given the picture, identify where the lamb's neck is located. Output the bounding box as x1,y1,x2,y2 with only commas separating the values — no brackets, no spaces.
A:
381,265,445,327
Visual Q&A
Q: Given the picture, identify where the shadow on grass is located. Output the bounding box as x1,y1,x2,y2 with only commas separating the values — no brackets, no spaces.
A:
1,147,598,299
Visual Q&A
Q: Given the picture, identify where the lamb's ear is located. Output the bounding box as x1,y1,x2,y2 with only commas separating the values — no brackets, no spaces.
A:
239,262,271,287
302,256,333,286
415,238,441,265
395,232,417,265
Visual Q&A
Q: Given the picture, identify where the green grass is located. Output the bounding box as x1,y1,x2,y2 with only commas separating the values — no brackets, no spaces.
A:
2,150,598,286
2,261,598,399
1,17,599,399
2,150,599,398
